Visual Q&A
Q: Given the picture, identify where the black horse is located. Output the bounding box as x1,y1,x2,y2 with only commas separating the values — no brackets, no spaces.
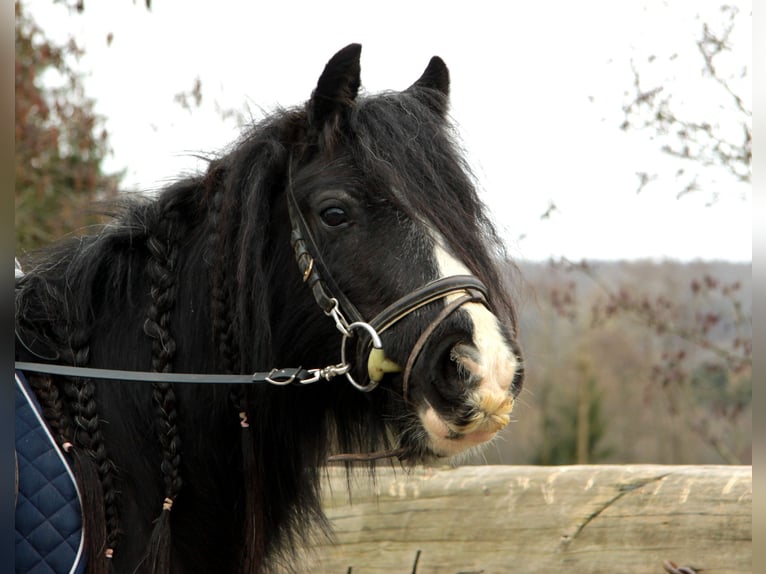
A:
15,44,524,573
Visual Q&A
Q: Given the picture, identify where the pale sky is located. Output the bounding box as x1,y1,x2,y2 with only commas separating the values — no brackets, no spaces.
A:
25,0,752,262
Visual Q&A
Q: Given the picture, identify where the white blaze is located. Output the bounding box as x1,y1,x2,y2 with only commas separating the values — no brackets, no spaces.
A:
432,239,516,395
415,232,518,457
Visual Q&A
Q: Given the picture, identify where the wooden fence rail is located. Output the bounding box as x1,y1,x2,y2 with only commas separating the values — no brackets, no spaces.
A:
310,465,751,574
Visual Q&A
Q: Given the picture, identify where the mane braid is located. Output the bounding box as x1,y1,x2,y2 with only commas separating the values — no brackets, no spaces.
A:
27,373,73,452
203,164,263,573
60,327,118,573
143,205,184,574
27,372,112,574
205,165,241,376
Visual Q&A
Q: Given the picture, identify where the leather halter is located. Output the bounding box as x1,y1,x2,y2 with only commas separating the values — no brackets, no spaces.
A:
286,174,491,392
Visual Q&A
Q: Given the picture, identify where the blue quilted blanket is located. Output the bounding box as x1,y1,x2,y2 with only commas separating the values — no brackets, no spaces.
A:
15,371,86,574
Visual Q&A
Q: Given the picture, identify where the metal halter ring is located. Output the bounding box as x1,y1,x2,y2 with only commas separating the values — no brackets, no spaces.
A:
340,321,383,392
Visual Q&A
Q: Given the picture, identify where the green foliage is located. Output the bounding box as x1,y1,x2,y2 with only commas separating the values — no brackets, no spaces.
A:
692,363,751,418
532,376,613,466
15,0,121,253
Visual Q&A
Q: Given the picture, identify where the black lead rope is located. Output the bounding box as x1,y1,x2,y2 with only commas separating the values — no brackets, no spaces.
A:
13,362,318,386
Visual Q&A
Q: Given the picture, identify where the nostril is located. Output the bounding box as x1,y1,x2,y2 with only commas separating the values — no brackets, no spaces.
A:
423,337,471,407
435,348,465,400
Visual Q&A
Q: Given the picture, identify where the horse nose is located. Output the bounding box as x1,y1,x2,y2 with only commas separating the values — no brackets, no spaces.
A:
413,310,522,456
448,342,517,432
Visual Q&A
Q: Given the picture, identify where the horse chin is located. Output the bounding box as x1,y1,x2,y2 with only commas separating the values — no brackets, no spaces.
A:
416,402,508,459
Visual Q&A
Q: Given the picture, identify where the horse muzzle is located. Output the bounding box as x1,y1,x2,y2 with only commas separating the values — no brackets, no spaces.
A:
409,302,522,458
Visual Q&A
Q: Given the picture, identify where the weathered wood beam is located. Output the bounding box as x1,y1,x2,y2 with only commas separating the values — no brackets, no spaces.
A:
311,465,751,574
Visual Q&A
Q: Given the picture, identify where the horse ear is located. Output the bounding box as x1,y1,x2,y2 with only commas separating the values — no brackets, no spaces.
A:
408,56,450,116
310,43,362,129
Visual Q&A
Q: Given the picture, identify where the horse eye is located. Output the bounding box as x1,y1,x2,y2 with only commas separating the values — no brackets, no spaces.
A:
320,206,348,227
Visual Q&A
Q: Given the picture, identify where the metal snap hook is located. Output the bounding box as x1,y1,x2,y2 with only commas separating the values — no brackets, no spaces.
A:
325,298,352,337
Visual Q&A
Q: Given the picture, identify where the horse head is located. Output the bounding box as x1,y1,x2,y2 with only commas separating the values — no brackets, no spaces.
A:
274,44,524,460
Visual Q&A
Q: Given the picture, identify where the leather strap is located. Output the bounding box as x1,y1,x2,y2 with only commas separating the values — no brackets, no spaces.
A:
369,274,487,334
14,362,315,385
286,176,364,323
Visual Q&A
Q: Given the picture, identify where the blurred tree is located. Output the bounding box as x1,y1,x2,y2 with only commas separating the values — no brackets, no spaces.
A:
529,6,752,465
503,260,750,467
15,0,122,253
533,373,613,466
588,261,751,463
